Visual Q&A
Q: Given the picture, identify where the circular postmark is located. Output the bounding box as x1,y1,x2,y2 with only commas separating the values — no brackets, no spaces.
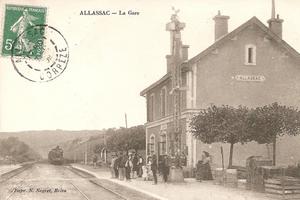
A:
11,25,69,82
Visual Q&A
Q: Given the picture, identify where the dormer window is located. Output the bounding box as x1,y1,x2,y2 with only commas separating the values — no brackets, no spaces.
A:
245,44,256,65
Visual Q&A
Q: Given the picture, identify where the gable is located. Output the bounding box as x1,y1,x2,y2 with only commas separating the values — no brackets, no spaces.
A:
188,17,300,66
140,16,300,98
192,21,300,109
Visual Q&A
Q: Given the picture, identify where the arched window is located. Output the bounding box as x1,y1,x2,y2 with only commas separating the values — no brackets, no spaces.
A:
159,133,167,155
160,87,167,117
148,134,155,155
147,94,155,122
245,44,256,65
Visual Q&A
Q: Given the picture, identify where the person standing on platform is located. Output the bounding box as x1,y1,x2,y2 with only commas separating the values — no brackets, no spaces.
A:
137,154,144,177
195,160,203,181
118,152,126,180
142,164,148,181
113,153,119,178
132,152,138,178
125,154,132,181
110,155,116,178
144,156,152,181
161,155,170,183
92,154,98,169
151,154,158,184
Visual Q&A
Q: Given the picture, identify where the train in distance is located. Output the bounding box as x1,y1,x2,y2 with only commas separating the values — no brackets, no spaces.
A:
48,146,64,165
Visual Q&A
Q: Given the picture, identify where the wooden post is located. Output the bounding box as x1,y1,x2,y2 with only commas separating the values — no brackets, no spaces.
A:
125,113,128,128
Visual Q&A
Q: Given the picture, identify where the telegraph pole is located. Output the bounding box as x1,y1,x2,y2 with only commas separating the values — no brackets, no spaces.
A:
166,8,185,181
125,113,128,128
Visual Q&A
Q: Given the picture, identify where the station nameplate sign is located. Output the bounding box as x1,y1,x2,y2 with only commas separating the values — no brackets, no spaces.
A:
234,75,266,82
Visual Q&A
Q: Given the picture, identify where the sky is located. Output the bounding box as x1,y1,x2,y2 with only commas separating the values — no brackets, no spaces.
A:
1,0,300,132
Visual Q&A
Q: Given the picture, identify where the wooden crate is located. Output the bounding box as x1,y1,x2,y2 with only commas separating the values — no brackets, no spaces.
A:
213,168,225,185
267,193,300,200
265,177,300,200
213,168,238,187
238,179,247,190
225,169,238,187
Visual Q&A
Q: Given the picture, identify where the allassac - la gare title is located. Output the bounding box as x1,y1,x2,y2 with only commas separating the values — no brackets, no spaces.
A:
79,10,139,16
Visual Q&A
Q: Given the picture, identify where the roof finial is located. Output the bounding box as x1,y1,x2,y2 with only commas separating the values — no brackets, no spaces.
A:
271,0,276,19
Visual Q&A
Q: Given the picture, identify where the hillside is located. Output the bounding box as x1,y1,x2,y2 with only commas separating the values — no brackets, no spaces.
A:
0,130,104,158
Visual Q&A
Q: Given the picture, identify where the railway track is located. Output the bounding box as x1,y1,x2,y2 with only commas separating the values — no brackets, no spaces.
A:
4,166,35,200
67,166,160,200
4,170,97,200
1,164,130,200
1,163,158,200
0,163,33,184
67,166,128,200
70,182,92,200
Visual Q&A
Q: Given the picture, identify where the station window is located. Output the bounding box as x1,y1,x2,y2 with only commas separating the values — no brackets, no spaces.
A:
245,44,256,65
160,87,167,117
159,133,167,155
148,135,155,155
147,94,154,122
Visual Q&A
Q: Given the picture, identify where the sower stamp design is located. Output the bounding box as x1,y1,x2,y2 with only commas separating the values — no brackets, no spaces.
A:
11,25,69,82
2,4,47,57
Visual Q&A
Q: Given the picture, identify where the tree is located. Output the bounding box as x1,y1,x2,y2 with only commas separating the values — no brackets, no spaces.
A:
190,105,250,168
247,102,300,165
106,125,145,152
0,137,41,163
93,143,105,154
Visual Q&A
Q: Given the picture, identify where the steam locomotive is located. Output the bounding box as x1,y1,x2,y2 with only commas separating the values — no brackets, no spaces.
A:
48,146,64,165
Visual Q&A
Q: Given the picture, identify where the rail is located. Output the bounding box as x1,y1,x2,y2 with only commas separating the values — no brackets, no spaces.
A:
68,166,128,200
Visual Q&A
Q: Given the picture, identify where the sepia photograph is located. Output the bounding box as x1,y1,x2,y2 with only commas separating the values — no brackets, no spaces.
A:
1,0,300,199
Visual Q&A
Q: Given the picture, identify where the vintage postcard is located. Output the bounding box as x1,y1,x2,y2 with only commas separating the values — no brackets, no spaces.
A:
1,0,300,199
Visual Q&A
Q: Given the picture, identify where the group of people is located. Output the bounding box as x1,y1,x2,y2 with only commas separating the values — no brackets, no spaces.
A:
146,154,170,184
110,151,144,181
110,150,213,184
110,152,171,184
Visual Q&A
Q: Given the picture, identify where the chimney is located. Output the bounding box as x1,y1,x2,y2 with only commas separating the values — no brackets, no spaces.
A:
166,55,173,73
267,0,283,38
213,11,230,41
181,45,189,61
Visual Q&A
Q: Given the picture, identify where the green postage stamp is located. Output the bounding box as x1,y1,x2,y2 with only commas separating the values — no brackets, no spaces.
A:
1,4,47,57
2,4,69,82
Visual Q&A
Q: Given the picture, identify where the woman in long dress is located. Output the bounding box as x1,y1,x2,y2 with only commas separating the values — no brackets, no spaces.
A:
201,151,213,180
195,160,203,181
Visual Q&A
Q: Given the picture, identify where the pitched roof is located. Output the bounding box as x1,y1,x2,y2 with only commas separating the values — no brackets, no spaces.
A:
140,73,171,96
189,16,300,64
140,16,300,96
